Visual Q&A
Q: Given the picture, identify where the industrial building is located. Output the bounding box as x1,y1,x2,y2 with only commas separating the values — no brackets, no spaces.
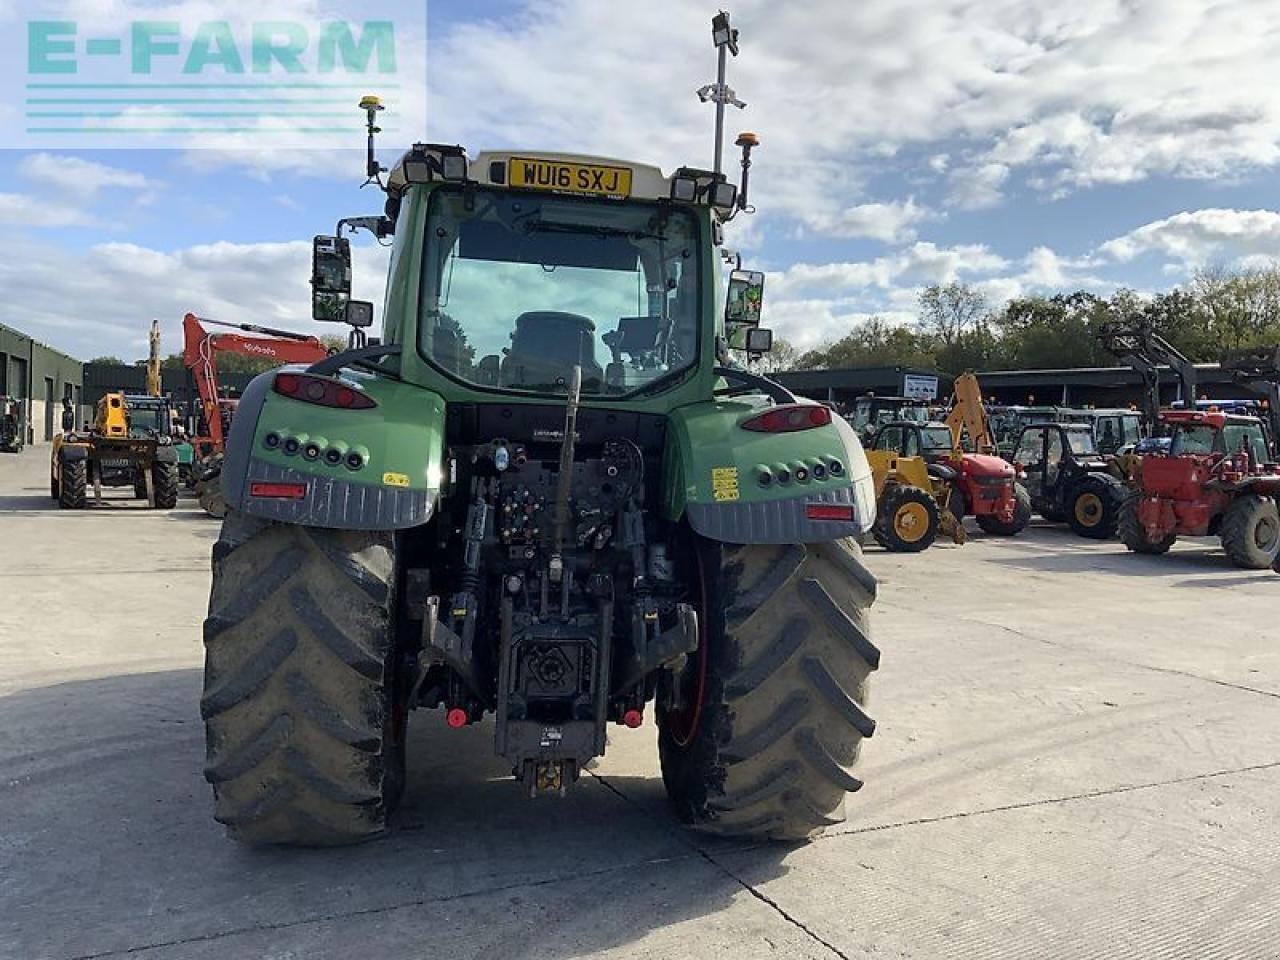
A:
775,362,1260,410
0,323,84,446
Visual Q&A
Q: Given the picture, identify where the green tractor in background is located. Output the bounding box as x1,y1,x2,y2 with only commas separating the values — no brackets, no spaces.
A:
202,15,880,846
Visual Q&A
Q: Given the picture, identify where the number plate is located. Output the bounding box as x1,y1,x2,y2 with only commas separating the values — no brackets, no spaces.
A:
507,157,632,198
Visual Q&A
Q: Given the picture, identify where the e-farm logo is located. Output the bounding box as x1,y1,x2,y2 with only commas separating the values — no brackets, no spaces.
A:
6,2,422,149
28,21,396,77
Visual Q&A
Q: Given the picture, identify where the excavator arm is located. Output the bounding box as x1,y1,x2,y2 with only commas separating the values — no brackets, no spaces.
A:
181,312,329,454
147,319,163,397
944,372,999,455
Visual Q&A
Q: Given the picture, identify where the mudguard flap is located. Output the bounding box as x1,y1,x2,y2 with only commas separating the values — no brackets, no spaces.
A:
664,398,876,543
222,367,445,530
57,443,89,463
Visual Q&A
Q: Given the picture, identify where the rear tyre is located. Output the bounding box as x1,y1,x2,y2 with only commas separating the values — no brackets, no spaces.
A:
873,484,940,552
152,462,179,509
57,459,87,509
1220,495,1280,570
50,473,59,500
1066,475,1124,540
202,511,406,845
1118,494,1175,555
976,482,1032,536
658,537,879,840
133,471,148,500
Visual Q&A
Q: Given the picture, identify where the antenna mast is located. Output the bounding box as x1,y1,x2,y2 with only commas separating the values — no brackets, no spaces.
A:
697,11,745,175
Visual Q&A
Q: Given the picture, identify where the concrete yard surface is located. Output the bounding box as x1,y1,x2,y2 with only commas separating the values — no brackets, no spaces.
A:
2,446,1278,960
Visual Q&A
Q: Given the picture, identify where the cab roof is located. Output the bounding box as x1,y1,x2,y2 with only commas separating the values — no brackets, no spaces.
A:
1160,410,1259,428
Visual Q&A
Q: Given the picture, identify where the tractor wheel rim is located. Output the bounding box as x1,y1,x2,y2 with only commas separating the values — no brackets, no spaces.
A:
894,502,929,542
1075,493,1103,526
1256,515,1279,551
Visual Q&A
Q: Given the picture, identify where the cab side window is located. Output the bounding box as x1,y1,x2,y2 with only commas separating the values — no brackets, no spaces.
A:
875,426,903,452
1013,428,1045,467
1045,429,1065,482
902,429,920,457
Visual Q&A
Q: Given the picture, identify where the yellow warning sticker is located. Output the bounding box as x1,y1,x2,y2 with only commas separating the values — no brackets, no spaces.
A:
382,471,410,488
711,466,740,502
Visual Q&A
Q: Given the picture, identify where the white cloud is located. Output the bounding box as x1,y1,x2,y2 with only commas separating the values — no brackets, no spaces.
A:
0,194,94,228
1099,209,1280,266
19,154,155,201
948,162,1011,211
805,197,938,243
0,236,389,360
441,0,1280,218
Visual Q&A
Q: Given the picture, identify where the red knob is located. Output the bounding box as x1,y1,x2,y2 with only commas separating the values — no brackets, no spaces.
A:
622,709,644,729
446,708,468,729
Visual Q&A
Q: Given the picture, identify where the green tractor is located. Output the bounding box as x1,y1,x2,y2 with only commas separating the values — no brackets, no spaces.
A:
202,20,880,847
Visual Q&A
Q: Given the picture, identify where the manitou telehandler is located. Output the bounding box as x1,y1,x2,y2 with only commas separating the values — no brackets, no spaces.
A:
200,14,881,847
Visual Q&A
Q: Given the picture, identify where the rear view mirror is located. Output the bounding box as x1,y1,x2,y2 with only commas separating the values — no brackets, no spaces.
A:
312,235,352,322
345,300,374,328
725,269,765,326
745,327,773,354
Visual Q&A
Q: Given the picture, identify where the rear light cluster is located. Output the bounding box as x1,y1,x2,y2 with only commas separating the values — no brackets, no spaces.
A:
274,372,376,409
740,404,831,433
756,457,844,487
262,430,369,472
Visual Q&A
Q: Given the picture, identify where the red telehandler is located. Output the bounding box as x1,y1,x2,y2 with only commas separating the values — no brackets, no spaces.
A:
182,312,330,516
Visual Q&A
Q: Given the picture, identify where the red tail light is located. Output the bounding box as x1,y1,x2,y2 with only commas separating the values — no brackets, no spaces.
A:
249,481,308,500
805,503,855,521
274,373,375,409
741,404,832,433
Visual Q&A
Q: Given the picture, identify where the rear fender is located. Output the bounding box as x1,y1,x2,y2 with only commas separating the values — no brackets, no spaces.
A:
222,367,446,530
663,398,875,543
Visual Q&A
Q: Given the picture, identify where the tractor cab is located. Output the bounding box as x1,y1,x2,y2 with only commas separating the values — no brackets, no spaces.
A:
122,395,175,440
1161,411,1272,465
989,405,1062,452
1010,422,1126,538
849,396,930,444
1060,408,1143,455
869,421,956,461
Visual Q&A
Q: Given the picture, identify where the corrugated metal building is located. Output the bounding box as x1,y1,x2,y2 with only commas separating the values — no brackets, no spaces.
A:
0,323,84,446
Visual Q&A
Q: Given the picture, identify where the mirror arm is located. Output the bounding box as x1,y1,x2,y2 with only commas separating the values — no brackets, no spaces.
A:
307,343,402,377
714,366,795,404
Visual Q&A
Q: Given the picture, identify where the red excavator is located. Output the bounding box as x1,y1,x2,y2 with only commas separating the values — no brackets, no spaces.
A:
182,312,329,516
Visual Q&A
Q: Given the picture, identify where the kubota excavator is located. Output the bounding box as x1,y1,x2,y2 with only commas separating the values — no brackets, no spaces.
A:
182,312,329,516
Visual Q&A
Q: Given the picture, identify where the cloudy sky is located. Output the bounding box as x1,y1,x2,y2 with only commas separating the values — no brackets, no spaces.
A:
3,0,1280,360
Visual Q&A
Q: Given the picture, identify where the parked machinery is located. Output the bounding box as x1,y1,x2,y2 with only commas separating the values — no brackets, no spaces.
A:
1059,408,1143,455
1009,422,1127,538
847,394,930,446
50,392,179,509
887,372,1033,535
1119,410,1280,568
0,396,24,452
865,431,966,552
